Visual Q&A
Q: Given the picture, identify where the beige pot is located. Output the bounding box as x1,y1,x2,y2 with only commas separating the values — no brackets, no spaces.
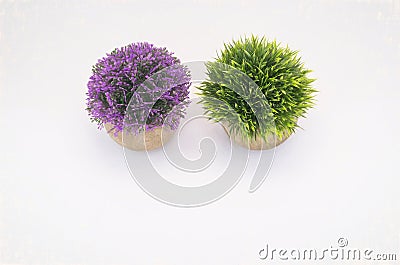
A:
104,123,175,151
221,122,292,150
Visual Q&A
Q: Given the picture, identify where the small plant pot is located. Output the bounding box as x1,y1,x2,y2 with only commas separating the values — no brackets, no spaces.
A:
221,122,291,150
197,36,316,151
104,123,175,151
86,42,191,151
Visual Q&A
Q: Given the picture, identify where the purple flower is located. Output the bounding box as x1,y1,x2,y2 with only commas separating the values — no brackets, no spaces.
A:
86,42,191,135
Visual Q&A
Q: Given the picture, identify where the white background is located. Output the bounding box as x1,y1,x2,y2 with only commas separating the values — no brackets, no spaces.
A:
1,0,400,264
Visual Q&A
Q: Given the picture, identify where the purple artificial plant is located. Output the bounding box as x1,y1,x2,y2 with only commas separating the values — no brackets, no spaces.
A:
86,42,191,135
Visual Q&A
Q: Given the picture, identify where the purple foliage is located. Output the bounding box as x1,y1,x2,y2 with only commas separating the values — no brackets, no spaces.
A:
86,42,191,134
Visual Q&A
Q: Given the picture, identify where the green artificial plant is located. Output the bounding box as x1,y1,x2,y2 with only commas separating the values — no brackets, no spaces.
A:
198,35,317,142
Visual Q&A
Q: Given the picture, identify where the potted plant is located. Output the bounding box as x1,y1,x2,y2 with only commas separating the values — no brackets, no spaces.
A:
198,36,316,150
86,42,191,150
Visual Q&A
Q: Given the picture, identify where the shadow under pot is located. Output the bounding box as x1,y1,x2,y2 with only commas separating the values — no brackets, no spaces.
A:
104,123,175,151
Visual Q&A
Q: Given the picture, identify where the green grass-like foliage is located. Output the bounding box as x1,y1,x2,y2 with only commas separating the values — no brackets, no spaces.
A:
198,35,317,140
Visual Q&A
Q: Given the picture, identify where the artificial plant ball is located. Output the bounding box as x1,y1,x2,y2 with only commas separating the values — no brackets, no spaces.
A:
198,36,316,149
86,42,191,149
